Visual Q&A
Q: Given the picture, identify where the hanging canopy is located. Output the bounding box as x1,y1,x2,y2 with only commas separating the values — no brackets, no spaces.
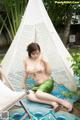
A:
1,0,77,91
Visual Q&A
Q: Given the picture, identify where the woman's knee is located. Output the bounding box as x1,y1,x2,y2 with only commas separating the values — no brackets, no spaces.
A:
27,90,35,101
35,90,42,97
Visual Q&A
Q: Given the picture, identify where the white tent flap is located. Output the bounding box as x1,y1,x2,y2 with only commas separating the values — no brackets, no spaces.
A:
1,0,77,91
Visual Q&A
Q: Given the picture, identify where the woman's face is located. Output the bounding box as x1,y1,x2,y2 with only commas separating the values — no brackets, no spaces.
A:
31,50,40,60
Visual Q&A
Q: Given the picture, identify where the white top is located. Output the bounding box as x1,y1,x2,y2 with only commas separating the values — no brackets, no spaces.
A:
26,59,45,73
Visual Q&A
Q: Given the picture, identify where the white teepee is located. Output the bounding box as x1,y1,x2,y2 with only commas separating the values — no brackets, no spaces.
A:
1,0,77,91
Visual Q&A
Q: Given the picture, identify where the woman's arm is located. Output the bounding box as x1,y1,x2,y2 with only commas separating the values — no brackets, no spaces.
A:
41,59,52,75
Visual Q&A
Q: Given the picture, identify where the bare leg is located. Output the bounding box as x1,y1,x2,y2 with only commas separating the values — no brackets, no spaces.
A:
35,90,73,111
27,90,59,110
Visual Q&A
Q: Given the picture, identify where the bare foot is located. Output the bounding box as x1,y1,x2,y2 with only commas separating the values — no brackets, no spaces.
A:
61,99,73,112
51,102,59,111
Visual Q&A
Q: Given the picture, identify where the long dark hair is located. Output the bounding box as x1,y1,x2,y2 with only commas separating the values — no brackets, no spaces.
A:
27,42,41,58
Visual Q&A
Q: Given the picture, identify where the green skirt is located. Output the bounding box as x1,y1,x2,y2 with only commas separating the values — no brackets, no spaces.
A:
32,78,54,93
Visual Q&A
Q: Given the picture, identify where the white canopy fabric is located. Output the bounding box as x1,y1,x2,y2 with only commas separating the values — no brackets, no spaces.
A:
1,0,77,91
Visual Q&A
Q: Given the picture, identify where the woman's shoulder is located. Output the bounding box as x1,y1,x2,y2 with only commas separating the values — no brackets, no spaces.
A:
23,56,32,65
40,56,49,63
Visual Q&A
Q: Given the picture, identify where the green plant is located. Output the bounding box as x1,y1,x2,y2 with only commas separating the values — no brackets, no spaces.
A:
0,0,28,41
71,53,80,86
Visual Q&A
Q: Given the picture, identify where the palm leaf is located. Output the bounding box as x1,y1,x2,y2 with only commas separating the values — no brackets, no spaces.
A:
0,0,28,41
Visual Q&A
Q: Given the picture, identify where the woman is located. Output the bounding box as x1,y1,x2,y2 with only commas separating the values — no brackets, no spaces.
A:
23,42,73,111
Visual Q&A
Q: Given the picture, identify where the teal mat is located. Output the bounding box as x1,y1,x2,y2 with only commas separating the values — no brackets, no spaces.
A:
9,108,80,120
8,72,80,120
9,81,79,120
25,77,79,103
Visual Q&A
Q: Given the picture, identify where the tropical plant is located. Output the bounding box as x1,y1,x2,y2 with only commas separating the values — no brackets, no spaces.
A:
43,0,73,30
43,0,80,45
0,0,28,42
71,52,80,87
